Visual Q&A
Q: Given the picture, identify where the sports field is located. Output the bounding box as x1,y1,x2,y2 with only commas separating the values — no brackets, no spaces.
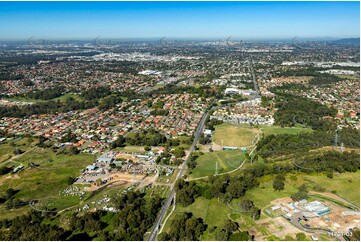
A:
189,150,245,178
213,123,257,147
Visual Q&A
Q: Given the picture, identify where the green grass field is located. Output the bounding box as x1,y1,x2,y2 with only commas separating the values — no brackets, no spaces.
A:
0,137,37,163
189,150,245,178
259,125,312,136
213,123,257,147
0,148,95,218
243,171,360,208
243,175,299,208
0,144,13,163
299,171,360,206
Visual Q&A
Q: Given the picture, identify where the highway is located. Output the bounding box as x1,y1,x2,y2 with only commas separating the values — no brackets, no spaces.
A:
146,110,210,241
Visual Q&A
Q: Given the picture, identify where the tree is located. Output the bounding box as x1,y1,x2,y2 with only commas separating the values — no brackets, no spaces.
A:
5,188,17,200
13,148,24,155
0,167,12,175
158,232,170,241
291,191,308,201
223,220,238,233
296,233,307,241
173,148,185,158
291,183,309,201
239,199,254,212
251,207,261,220
229,231,251,241
199,135,211,145
68,146,80,155
66,176,74,185
273,174,285,191
326,169,334,178
167,213,207,241
175,181,200,207
215,228,229,241
110,135,125,149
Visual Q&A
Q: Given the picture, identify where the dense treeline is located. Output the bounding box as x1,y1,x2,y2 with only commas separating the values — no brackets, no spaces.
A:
99,191,162,240
0,191,163,241
0,56,53,65
101,61,138,75
256,131,359,174
175,174,260,206
271,83,310,91
154,85,221,98
110,135,126,149
272,94,337,129
98,95,122,110
257,131,333,158
275,67,321,77
257,127,359,159
308,73,343,85
0,211,69,240
339,127,360,148
158,212,207,241
23,86,66,100
0,99,98,118
175,180,201,206
205,174,260,203
81,86,111,100
0,72,24,80
206,118,223,131
294,151,359,173
276,67,334,78
275,68,345,85
126,130,167,146
0,87,125,118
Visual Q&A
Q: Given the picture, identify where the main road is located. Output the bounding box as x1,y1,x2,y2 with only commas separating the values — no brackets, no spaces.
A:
146,109,210,241
247,56,261,99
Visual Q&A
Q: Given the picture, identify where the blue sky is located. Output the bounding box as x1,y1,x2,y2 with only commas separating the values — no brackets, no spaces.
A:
0,1,359,40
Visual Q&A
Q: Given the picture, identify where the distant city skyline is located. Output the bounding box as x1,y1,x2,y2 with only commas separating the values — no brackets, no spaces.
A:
0,1,359,40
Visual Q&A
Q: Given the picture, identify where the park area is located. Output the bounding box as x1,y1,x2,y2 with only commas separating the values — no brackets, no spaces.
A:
189,150,245,179
212,123,311,149
212,123,258,147
0,147,96,219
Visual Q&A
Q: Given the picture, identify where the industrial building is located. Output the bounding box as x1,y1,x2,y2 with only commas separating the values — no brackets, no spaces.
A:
303,201,331,216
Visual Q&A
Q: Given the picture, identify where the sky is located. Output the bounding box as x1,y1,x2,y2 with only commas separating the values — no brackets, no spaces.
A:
0,1,359,40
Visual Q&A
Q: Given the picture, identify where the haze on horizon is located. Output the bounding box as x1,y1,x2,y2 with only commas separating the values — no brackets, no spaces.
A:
0,1,359,40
